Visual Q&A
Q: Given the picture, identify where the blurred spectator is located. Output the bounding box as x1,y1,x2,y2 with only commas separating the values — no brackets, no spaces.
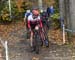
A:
47,5,54,17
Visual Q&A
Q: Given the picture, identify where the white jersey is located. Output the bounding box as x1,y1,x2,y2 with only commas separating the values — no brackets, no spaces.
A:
28,14,40,22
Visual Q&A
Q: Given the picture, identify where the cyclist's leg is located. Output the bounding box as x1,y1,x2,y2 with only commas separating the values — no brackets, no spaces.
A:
29,24,34,47
42,27,49,47
26,19,30,39
40,26,49,47
29,24,36,51
39,28,46,46
30,31,33,47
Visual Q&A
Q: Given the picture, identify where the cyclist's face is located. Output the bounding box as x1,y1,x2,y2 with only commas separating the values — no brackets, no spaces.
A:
33,14,38,19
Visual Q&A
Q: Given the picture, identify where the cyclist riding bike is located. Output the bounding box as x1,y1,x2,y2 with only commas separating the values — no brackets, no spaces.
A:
27,9,43,51
24,10,32,29
40,10,49,29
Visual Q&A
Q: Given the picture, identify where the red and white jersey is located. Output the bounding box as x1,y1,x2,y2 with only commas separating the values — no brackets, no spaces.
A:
28,15,40,22
27,14,43,28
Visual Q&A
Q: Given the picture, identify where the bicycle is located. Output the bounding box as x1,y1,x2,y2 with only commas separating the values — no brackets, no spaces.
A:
29,22,49,54
32,24,42,54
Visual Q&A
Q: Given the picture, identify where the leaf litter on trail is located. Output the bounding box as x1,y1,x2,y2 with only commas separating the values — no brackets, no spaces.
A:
0,21,68,45
48,29,68,45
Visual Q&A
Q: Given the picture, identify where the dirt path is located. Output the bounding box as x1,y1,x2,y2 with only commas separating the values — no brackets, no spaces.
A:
0,21,75,60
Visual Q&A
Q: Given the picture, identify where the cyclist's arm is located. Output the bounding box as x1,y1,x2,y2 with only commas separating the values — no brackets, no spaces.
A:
28,20,31,29
24,13,27,23
39,19,43,28
27,16,31,29
24,17,26,22
38,16,43,28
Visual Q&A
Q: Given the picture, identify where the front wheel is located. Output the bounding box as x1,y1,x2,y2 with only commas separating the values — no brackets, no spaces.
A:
33,32,41,54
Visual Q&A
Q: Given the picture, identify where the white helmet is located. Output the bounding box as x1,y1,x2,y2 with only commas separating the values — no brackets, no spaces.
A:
40,9,43,13
26,10,30,13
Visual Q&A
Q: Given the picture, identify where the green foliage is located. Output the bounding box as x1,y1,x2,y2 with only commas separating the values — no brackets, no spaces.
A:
0,1,10,22
50,0,60,29
0,1,13,22
51,13,60,29
54,0,59,13
0,0,33,23
51,13,60,19
21,1,33,12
